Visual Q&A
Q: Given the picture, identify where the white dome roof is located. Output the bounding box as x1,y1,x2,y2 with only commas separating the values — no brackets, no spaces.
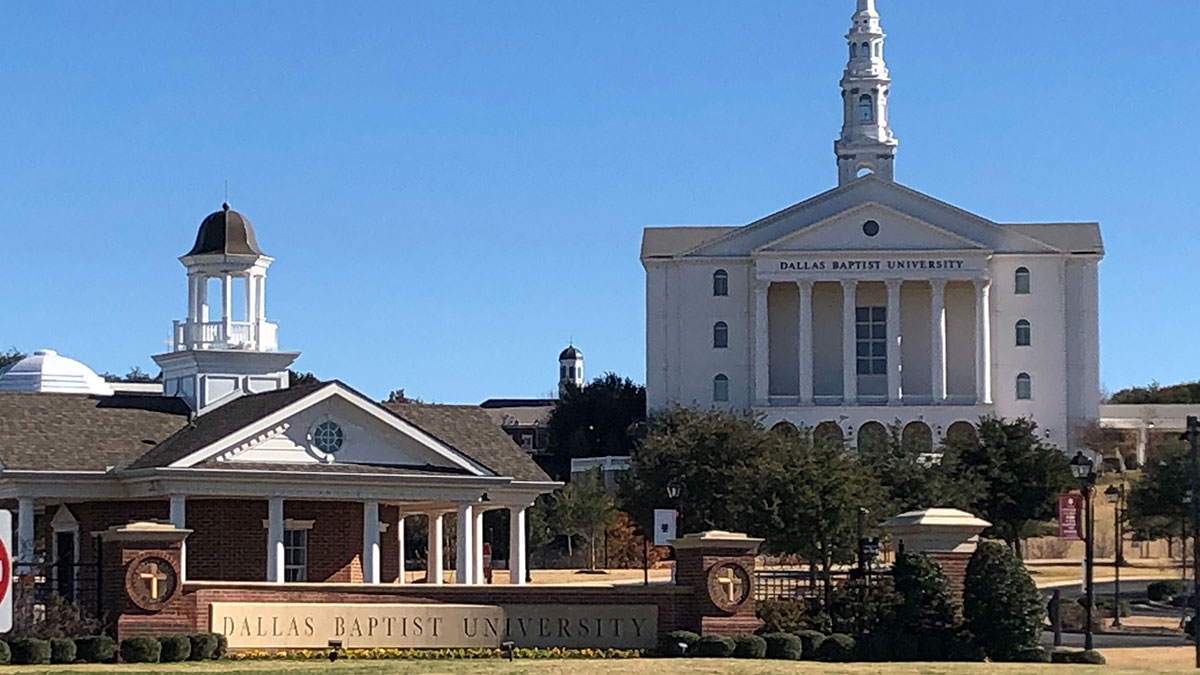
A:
0,349,114,396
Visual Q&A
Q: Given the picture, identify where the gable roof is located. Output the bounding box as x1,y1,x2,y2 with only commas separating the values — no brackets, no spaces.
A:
641,226,737,259
1002,222,1103,254
0,392,189,471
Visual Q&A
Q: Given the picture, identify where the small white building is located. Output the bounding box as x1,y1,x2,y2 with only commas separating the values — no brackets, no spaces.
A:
641,0,1103,451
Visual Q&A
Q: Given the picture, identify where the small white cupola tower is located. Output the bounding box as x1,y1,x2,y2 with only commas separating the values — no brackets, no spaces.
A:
558,345,583,396
835,0,899,186
153,203,299,413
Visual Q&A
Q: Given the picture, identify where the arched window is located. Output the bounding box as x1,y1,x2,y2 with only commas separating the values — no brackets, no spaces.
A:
713,374,729,402
560,365,567,380
875,42,881,57
861,41,870,55
1016,372,1032,400
850,43,858,58
713,321,728,349
1015,319,1031,346
713,269,728,297
1014,267,1030,294
858,94,873,121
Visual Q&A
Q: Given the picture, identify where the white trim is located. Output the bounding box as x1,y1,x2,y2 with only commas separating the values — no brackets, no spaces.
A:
50,505,81,598
753,201,989,253
260,518,315,531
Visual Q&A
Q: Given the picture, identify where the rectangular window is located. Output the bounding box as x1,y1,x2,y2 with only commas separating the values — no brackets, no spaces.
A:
283,529,308,582
855,306,887,375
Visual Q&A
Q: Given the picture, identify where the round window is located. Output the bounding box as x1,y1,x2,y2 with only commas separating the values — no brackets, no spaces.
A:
312,420,344,454
862,220,880,237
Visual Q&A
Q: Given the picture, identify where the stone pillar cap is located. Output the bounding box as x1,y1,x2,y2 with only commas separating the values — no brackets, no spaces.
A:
101,520,192,542
669,530,763,550
880,508,991,530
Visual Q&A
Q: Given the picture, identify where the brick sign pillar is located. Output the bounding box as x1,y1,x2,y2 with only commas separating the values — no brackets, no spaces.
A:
880,508,991,603
670,530,764,637
99,521,192,640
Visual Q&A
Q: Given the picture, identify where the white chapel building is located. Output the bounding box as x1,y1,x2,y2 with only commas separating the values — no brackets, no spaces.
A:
641,0,1103,451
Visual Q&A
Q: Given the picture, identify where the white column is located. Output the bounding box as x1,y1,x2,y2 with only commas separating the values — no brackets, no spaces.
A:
256,275,266,320
362,500,380,584
974,279,992,404
473,506,485,584
186,274,198,323
1136,426,1149,467
930,280,947,403
221,273,233,343
509,506,527,585
244,273,256,346
796,281,814,405
396,514,406,584
169,495,187,583
266,497,284,583
885,280,902,404
427,511,444,585
455,503,474,584
16,498,34,565
198,277,209,323
841,280,858,404
753,280,770,405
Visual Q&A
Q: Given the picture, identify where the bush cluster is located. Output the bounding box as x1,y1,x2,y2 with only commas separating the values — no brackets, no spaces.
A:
1148,580,1183,602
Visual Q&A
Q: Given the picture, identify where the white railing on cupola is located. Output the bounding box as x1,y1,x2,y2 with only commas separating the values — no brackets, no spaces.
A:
173,320,279,352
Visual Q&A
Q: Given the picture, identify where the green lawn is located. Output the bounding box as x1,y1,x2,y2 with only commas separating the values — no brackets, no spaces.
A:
0,658,1187,675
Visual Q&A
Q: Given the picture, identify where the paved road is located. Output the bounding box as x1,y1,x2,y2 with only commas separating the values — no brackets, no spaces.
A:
1042,631,1189,649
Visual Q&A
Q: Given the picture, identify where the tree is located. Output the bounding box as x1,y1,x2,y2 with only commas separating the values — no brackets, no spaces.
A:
955,416,1073,555
545,373,645,477
0,348,24,370
288,370,320,386
547,469,617,570
100,366,159,383
891,552,958,639
963,541,1044,660
385,388,423,404
1109,380,1200,404
858,422,984,514
1127,440,1190,550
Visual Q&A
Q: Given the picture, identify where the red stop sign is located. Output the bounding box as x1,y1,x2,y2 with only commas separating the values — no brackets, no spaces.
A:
0,536,10,604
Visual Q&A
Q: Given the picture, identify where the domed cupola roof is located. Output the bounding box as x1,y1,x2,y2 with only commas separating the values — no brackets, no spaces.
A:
0,349,114,396
185,203,264,256
559,345,582,361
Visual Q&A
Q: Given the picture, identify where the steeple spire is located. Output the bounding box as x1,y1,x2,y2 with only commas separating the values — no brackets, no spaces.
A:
835,0,898,186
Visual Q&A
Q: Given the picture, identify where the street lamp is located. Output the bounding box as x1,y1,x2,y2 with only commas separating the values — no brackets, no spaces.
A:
1104,483,1124,628
1070,450,1097,650
665,479,683,584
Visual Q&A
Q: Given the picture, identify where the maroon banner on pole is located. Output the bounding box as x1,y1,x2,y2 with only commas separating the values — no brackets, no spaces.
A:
1058,493,1082,541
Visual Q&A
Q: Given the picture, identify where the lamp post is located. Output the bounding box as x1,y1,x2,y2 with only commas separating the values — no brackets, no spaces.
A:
1181,415,1200,668
1104,482,1124,628
666,479,682,584
1070,450,1097,650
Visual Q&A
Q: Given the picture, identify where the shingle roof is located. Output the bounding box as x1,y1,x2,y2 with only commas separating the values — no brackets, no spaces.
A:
126,383,324,469
1001,223,1103,254
0,393,189,471
640,226,737,259
382,401,551,482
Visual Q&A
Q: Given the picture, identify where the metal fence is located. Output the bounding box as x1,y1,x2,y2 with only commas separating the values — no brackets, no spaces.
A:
754,567,891,602
13,560,103,620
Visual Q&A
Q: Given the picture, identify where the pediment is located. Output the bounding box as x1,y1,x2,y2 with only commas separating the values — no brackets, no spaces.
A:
757,203,986,253
686,176,1059,257
168,384,489,475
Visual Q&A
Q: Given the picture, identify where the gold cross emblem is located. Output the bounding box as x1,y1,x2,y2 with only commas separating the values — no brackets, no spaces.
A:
138,562,168,599
716,570,736,603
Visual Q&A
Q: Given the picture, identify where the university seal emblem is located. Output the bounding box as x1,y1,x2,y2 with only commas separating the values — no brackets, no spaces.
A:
125,555,178,611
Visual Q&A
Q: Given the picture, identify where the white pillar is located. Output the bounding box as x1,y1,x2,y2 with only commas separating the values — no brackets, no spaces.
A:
974,279,992,404
1136,426,1149,467
455,503,474,584
169,495,187,583
187,274,198,323
16,498,34,565
885,280,902,404
427,511,444,584
473,506,485,584
396,515,406,584
509,506,527,585
841,280,858,404
267,497,284,583
244,273,256,345
753,280,770,405
198,277,209,323
221,273,233,343
362,500,380,584
256,274,266,320
797,281,814,405
930,280,947,403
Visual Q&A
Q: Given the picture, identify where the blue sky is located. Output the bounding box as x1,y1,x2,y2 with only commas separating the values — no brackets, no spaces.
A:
0,2,1196,403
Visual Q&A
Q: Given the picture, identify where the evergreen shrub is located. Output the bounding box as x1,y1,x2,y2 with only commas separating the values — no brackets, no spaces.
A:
10,638,51,665
762,632,802,660
215,633,228,659
49,637,76,664
732,634,766,659
1010,646,1051,663
0,641,9,665
120,636,161,663
1050,647,1106,665
1147,580,1183,602
793,629,825,658
74,636,117,663
188,633,220,661
814,633,855,662
963,541,1044,660
660,630,699,657
694,635,735,658
159,635,192,662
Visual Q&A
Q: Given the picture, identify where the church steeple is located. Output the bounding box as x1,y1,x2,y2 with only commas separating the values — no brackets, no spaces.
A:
835,0,898,186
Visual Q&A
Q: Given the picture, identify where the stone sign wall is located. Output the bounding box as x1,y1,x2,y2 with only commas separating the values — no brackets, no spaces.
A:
211,602,658,650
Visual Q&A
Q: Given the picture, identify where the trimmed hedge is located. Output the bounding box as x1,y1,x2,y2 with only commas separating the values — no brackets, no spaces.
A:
732,634,766,659
1050,647,1107,665
793,629,825,659
762,632,802,660
814,633,856,662
0,641,10,665
660,630,700,657
50,637,77,664
963,541,1044,661
159,635,192,662
75,636,117,663
1148,579,1183,602
120,636,161,664
215,633,228,659
1010,646,1052,663
694,635,735,658
188,633,220,661
10,638,51,665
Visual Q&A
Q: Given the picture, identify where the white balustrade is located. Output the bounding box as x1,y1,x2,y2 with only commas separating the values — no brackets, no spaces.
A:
173,320,279,351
